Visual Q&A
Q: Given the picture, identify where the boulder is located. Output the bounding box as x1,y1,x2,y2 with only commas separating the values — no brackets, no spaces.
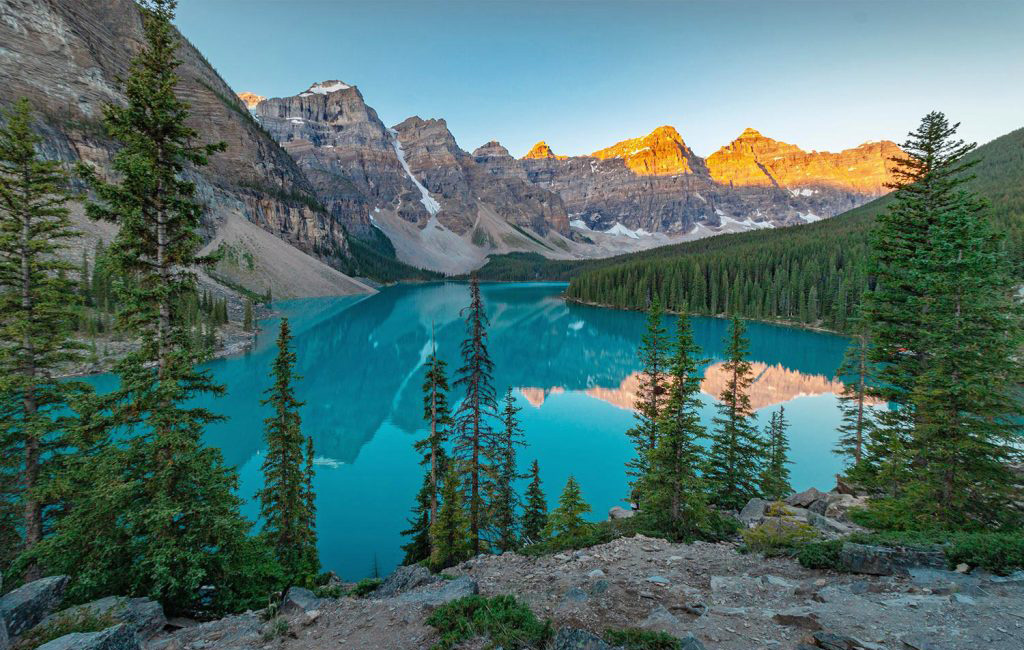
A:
41,597,165,642
0,575,69,636
839,543,945,576
787,487,826,508
554,627,623,650
608,506,635,520
806,511,854,536
678,635,706,650
371,565,440,599
394,576,478,607
809,631,871,650
738,498,770,525
772,607,823,631
279,587,320,616
36,623,139,650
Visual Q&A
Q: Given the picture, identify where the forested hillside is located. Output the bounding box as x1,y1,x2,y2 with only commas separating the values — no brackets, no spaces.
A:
563,126,1024,331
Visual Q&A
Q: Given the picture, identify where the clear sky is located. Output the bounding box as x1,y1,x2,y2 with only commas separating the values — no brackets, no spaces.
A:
175,0,1024,158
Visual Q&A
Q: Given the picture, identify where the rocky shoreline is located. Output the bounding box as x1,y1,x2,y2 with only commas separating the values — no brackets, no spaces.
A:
3,486,1021,650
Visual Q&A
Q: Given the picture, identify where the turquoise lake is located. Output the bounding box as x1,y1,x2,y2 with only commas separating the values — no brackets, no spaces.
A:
86,282,854,580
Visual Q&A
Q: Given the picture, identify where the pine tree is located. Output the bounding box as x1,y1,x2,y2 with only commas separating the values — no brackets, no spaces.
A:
643,313,711,539
429,462,470,570
625,298,668,505
864,113,1023,528
490,388,526,553
705,316,765,510
521,460,548,544
302,435,319,579
834,324,876,471
257,318,316,586
0,98,85,579
545,475,591,539
400,475,433,565
452,275,499,554
31,1,273,615
760,407,792,501
402,343,453,564
243,299,254,332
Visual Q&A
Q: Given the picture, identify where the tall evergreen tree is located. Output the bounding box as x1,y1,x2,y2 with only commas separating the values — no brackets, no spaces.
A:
545,475,591,539
760,407,792,501
243,299,254,332
643,313,711,539
402,342,453,564
834,325,877,470
429,462,470,570
864,113,1023,528
257,318,316,586
30,1,274,615
705,317,764,510
400,475,433,565
625,298,668,504
302,435,319,579
452,275,499,554
0,99,85,579
521,459,548,544
490,388,525,552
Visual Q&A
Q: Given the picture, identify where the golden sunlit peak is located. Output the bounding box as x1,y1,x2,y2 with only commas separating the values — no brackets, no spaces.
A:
739,127,764,138
523,141,566,160
236,92,265,109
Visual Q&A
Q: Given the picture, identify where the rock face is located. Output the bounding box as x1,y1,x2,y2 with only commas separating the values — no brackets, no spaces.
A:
706,128,903,195
521,126,902,236
0,575,69,637
0,0,369,299
370,565,440,599
250,82,572,272
36,623,139,650
839,542,946,576
41,596,165,642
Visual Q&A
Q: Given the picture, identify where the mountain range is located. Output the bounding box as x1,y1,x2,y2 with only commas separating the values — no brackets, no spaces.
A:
0,0,904,291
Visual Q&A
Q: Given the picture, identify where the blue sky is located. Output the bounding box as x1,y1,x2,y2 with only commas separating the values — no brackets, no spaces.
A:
175,0,1024,158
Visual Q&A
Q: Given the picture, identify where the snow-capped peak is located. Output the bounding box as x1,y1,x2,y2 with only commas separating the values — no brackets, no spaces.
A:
301,80,351,97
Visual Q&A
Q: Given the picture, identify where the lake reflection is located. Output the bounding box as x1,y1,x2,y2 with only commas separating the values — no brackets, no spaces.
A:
85,282,854,579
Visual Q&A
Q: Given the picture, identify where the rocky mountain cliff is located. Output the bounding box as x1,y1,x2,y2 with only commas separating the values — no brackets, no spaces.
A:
0,0,370,298
247,83,573,273
520,126,902,237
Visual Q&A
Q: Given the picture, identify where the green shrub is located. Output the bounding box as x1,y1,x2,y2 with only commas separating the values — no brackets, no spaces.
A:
740,515,819,556
944,532,1024,576
425,595,553,650
347,577,382,598
604,627,682,650
314,584,344,599
797,540,844,570
15,609,118,650
261,617,290,641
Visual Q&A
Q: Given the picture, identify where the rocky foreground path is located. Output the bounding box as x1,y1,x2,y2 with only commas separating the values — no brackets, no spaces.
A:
130,534,1021,650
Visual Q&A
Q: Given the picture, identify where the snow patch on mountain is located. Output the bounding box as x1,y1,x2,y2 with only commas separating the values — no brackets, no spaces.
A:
389,129,441,216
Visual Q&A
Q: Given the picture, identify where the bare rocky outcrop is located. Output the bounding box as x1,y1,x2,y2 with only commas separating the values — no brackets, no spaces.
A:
0,0,369,299
0,575,69,637
41,596,165,643
36,623,139,650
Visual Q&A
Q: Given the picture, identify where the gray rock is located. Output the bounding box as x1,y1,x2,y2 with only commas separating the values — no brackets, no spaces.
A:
36,623,139,650
738,498,770,525
561,587,589,604
806,511,853,536
41,597,165,641
0,575,69,636
951,593,977,605
371,564,440,599
811,631,869,650
279,587,320,616
588,580,609,596
640,605,683,634
679,635,706,650
772,607,823,631
554,627,623,650
839,542,945,576
0,611,8,650
394,575,478,607
787,487,826,508
908,567,984,596
809,499,830,515
645,575,670,586
587,569,606,579
608,506,635,520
